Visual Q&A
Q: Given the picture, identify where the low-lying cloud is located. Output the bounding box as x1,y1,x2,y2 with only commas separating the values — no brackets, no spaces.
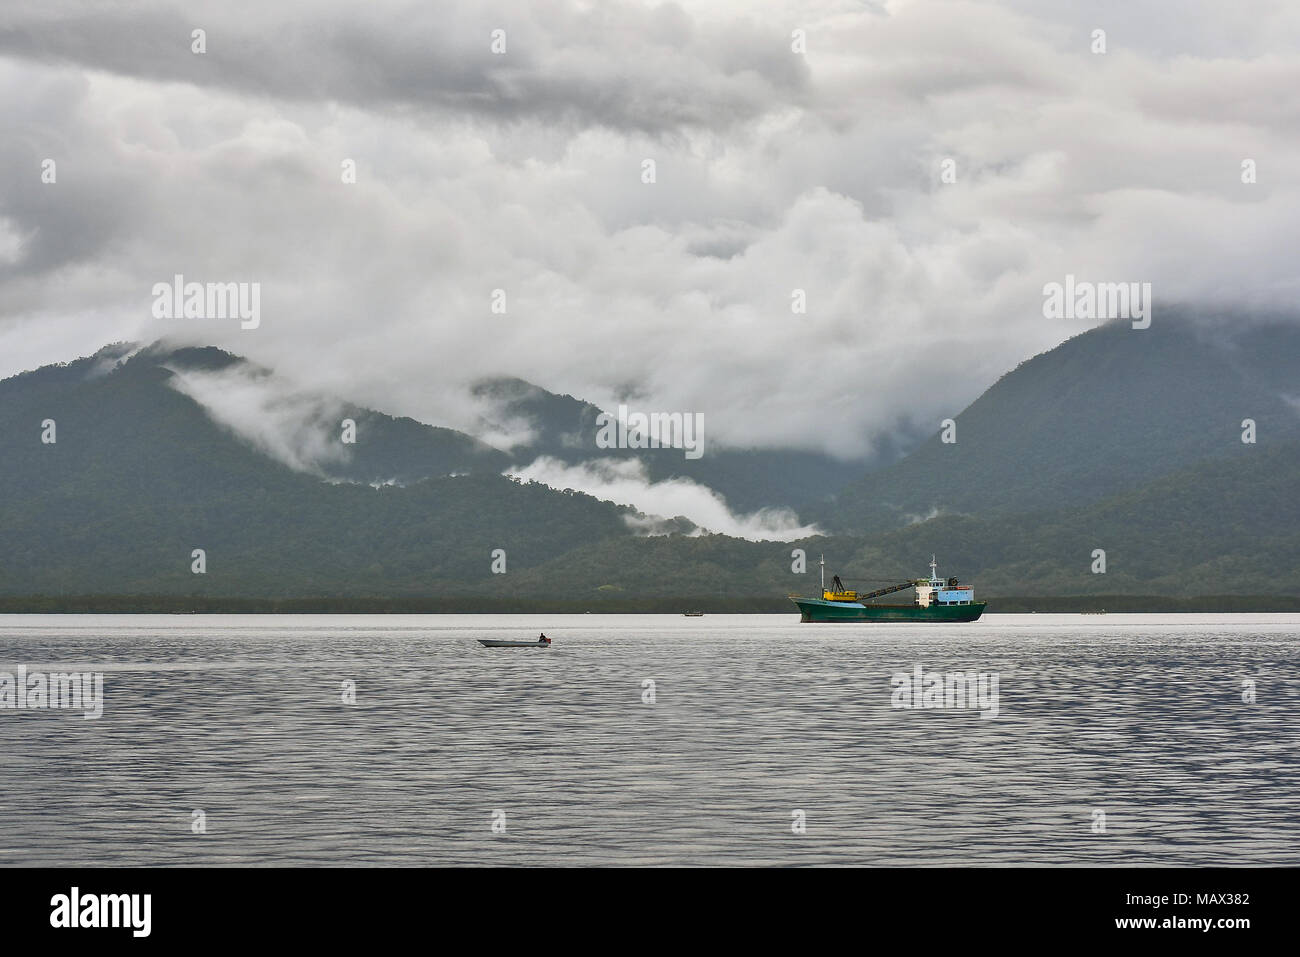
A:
165,358,817,541
508,455,821,541
165,363,350,476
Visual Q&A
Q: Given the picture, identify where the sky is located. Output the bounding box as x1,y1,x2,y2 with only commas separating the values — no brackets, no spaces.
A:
1,0,1298,477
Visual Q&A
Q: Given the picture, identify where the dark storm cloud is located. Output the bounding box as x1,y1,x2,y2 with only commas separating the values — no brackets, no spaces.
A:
1,0,1298,483
0,99,141,281
0,1,811,135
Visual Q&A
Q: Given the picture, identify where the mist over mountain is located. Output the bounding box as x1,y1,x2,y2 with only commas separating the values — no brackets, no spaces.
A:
0,343,636,596
812,311,1300,534
500,436,1300,600
2,312,1298,603
84,343,871,537
471,374,896,515
5,0,1299,609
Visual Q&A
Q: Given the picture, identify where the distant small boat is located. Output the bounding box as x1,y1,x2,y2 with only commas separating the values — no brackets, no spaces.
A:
683,611,704,617
478,638,551,648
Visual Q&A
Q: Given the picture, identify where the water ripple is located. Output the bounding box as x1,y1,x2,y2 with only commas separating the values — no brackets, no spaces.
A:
0,613,1296,866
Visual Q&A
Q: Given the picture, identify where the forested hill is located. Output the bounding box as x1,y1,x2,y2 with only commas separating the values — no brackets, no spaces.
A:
2,321,1298,603
0,344,635,596
810,314,1300,534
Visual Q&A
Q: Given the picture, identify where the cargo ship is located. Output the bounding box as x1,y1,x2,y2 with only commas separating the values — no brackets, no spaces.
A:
791,555,986,622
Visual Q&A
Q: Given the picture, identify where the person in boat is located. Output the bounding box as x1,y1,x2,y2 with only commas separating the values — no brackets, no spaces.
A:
538,633,550,644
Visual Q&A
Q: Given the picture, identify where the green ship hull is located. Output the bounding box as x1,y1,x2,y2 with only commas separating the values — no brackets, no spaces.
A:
792,596,987,623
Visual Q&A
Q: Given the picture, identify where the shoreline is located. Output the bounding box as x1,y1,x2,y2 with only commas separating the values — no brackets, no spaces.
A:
2,595,1299,614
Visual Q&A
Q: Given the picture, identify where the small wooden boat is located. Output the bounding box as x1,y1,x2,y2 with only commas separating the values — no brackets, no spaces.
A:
478,638,551,648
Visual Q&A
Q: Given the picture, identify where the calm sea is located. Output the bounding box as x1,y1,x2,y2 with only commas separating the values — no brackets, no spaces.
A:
1,613,1296,866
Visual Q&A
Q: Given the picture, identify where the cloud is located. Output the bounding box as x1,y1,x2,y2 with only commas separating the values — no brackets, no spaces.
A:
161,355,825,539
508,455,821,540
0,0,810,134
2,0,1299,462
164,362,351,475
903,506,942,525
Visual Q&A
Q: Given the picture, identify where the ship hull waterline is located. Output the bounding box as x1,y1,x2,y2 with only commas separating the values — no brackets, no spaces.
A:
791,597,987,623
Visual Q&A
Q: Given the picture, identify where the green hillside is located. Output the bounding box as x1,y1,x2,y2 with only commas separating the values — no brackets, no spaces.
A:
0,345,635,596
2,320,1298,604
812,314,1300,533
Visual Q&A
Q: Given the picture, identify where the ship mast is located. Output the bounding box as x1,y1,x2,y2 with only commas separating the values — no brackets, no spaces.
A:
930,554,937,580
819,554,825,592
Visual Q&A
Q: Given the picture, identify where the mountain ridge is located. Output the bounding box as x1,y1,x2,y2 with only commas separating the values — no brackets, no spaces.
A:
811,313,1300,533
2,314,1298,600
